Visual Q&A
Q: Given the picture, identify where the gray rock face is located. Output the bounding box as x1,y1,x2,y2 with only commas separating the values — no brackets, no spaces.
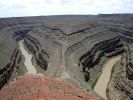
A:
0,27,22,89
107,43,133,100
0,14,133,99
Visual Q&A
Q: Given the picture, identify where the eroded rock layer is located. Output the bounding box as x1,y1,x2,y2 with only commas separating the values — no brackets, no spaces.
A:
107,42,133,100
0,27,27,89
0,14,133,99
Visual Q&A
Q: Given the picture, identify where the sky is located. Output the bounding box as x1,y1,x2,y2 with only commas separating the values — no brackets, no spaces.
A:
0,0,133,18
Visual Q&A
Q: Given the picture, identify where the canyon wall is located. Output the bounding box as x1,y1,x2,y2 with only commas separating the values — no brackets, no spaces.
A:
0,14,133,99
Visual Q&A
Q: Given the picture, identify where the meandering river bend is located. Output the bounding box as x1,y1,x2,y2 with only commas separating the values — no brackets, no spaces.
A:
94,56,121,100
19,40,37,74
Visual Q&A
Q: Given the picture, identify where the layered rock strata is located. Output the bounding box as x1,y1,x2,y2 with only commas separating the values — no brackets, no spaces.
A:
0,14,133,99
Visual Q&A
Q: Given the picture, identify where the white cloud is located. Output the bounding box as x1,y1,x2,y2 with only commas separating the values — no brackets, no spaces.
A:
0,0,133,18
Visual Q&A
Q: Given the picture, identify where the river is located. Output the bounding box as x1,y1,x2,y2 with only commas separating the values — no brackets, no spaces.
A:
94,56,121,100
19,40,37,74
19,39,122,99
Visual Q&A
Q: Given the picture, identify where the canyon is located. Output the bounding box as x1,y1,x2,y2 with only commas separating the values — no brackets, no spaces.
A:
0,14,133,100
94,56,121,99
19,40,37,74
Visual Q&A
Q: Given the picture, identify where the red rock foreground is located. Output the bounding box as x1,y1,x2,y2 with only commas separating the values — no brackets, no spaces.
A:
0,74,100,100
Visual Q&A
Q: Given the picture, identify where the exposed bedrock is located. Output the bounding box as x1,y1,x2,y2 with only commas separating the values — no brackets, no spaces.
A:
0,15,133,99
126,61,133,80
21,25,132,92
22,26,64,76
14,29,31,41
24,34,49,70
79,36,124,82
125,45,133,80
107,42,133,100
0,27,27,89
0,49,22,89
12,25,133,100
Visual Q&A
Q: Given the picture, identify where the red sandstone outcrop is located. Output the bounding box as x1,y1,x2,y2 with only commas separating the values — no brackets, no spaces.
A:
0,74,100,100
